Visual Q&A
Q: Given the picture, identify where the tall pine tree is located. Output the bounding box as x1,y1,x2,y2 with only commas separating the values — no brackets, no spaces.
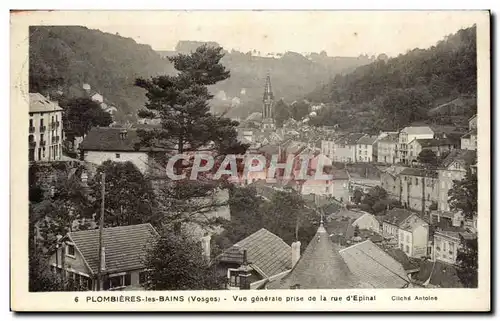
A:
135,45,248,232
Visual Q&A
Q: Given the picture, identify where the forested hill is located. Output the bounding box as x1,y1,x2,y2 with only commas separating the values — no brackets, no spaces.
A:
29,26,175,122
306,25,477,133
158,41,376,119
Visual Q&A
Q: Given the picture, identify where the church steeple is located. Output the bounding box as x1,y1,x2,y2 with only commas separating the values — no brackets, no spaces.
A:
262,71,275,130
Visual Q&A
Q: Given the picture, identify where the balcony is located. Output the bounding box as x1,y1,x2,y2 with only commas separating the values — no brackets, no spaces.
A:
51,121,60,129
29,141,36,148
52,136,60,144
40,140,46,146
40,125,47,132
29,126,35,133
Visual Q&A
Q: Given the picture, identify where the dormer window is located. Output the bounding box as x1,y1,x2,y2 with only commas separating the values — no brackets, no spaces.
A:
66,243,75,258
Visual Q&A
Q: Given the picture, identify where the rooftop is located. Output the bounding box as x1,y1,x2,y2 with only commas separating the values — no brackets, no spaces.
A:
337,133,366,145
441,149,477,169
378,133,399,143
80,127,168,152
29,93,63,113
68,223,159,274
401,126,434,136
339,240,410,288
357,135,378,145
383,247,420,272
218,228,292,278
383,208,414,226
415,138,454,148
400,167,438,178
412,260,463,288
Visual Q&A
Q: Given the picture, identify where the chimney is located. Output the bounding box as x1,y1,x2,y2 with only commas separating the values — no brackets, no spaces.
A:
291,241,301,267
238,250,252,290
201,234,211,263
101,247,106,271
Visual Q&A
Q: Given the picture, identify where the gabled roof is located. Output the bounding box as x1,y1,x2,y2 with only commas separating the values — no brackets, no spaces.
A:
336,133,365,145
382,165,407,178
383,248,420,272
339,240,410,288
415,138,454,148
357,135,377,145
268,223,366,289
68,223,159,274
441,149,477,169
461,129,477,139
412,260,463,288
401,126,434,136
29,93,63,113
80,127,167,152
218,228,292,278
333,208,367,221
383,208,414,226
378,133,399,143
400,167,438,178
399,214,428,231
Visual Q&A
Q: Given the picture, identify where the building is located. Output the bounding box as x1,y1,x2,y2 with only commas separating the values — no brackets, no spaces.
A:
398,213,429,258
382,208,415,241
261,72,275,130
320,133,337,161
380,165,406,200
399,167,439,212
328,208,381,234
215,228,293,289
355,135,377,162
48,223,159,291
29,93,64,162
437,149,477,212
407,138,455,163
266,221,369,289
333,133,365,163
396,126,434,164
79,127,167,174
328,169,350,203
461,123,477,151
377,133,399,164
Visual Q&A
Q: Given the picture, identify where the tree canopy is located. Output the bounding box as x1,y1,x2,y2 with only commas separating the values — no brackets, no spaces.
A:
448,168,478,220
60,97,113,140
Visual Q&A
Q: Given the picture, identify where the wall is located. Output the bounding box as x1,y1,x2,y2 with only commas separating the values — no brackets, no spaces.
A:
382,222,399,239
380,173,401,200
355,144,373,162
411,224,429,258
437,168,467,212
378,141,397,164
353,214,380,233
433,233,459,264
330,179,349,203
400,175,438,212
461,135,477,150
83,150,149,173
29,110,63,162
398,229,413,257
333,144,356,163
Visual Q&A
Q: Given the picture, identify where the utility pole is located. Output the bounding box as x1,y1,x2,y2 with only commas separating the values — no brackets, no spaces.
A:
97,172,105,291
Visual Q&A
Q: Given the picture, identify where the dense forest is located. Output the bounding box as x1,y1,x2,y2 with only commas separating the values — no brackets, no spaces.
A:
29,26,175,122
306,25,477,133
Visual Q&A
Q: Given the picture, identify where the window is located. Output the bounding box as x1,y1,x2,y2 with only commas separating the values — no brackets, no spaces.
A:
406,235,409,243
405,245,410,254
103,273,131,290
449,242,454,254
415,177,419,185
29,119,33,127
441,181,445,189
400,243,404,250
427,194,430,201
40,118,44,126
228,269,240,288
115,153,121,159
66,244,75,257
443,242,447,252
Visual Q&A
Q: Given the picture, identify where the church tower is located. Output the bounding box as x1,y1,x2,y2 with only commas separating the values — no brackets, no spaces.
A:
262,72,275,130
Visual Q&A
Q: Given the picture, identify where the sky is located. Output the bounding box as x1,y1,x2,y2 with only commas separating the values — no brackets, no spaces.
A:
80,11,480,57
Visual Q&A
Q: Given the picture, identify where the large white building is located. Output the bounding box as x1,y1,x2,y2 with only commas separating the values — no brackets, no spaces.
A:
29,93,64,162
396,126,434,164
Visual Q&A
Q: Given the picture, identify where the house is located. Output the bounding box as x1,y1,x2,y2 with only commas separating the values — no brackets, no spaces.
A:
377,133,399,164
433,228,476,265
79,127,168,174
48,223,159,291
407,138,455,163
468,114,477,130
339,240,411,288
399,167,439,212
329,208,381,234
355,135,377,163
333,133,365,163
430,210,465,228
329,169,350,203
320,133,337,161
29,93,64,162
266,221,370,289
398,213,429,258
396,126,434,164
460,130,477,151
411,260,463,288
380,165,406,200
383,247,421,275
437,149,477,212
214,228,294,289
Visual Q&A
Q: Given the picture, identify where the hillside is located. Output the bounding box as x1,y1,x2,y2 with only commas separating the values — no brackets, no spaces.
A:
306,25,477,133
29,26,175,122
158,41,375,119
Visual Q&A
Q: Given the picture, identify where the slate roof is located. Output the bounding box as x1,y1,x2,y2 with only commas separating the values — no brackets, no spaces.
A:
268,224,367,289
401,126,434,136
80,127,168,152
217,228,292,278
383,208,414,226
400,167,438,178
331,169,349,180
29,93,63,113
339,240,410,288
415,138,454,148
68,223,159,274
336,133,366,145
383,248,420,272
357,135,377,145
381,165,407,177
412,260,463,288
378,133,399,143
461,129,477,139
441,149,477,169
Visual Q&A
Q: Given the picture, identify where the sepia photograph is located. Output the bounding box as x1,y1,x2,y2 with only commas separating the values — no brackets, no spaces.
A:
10,10,490,311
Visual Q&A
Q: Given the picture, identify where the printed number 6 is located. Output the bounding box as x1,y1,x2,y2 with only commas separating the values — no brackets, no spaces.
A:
74,296,79,303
